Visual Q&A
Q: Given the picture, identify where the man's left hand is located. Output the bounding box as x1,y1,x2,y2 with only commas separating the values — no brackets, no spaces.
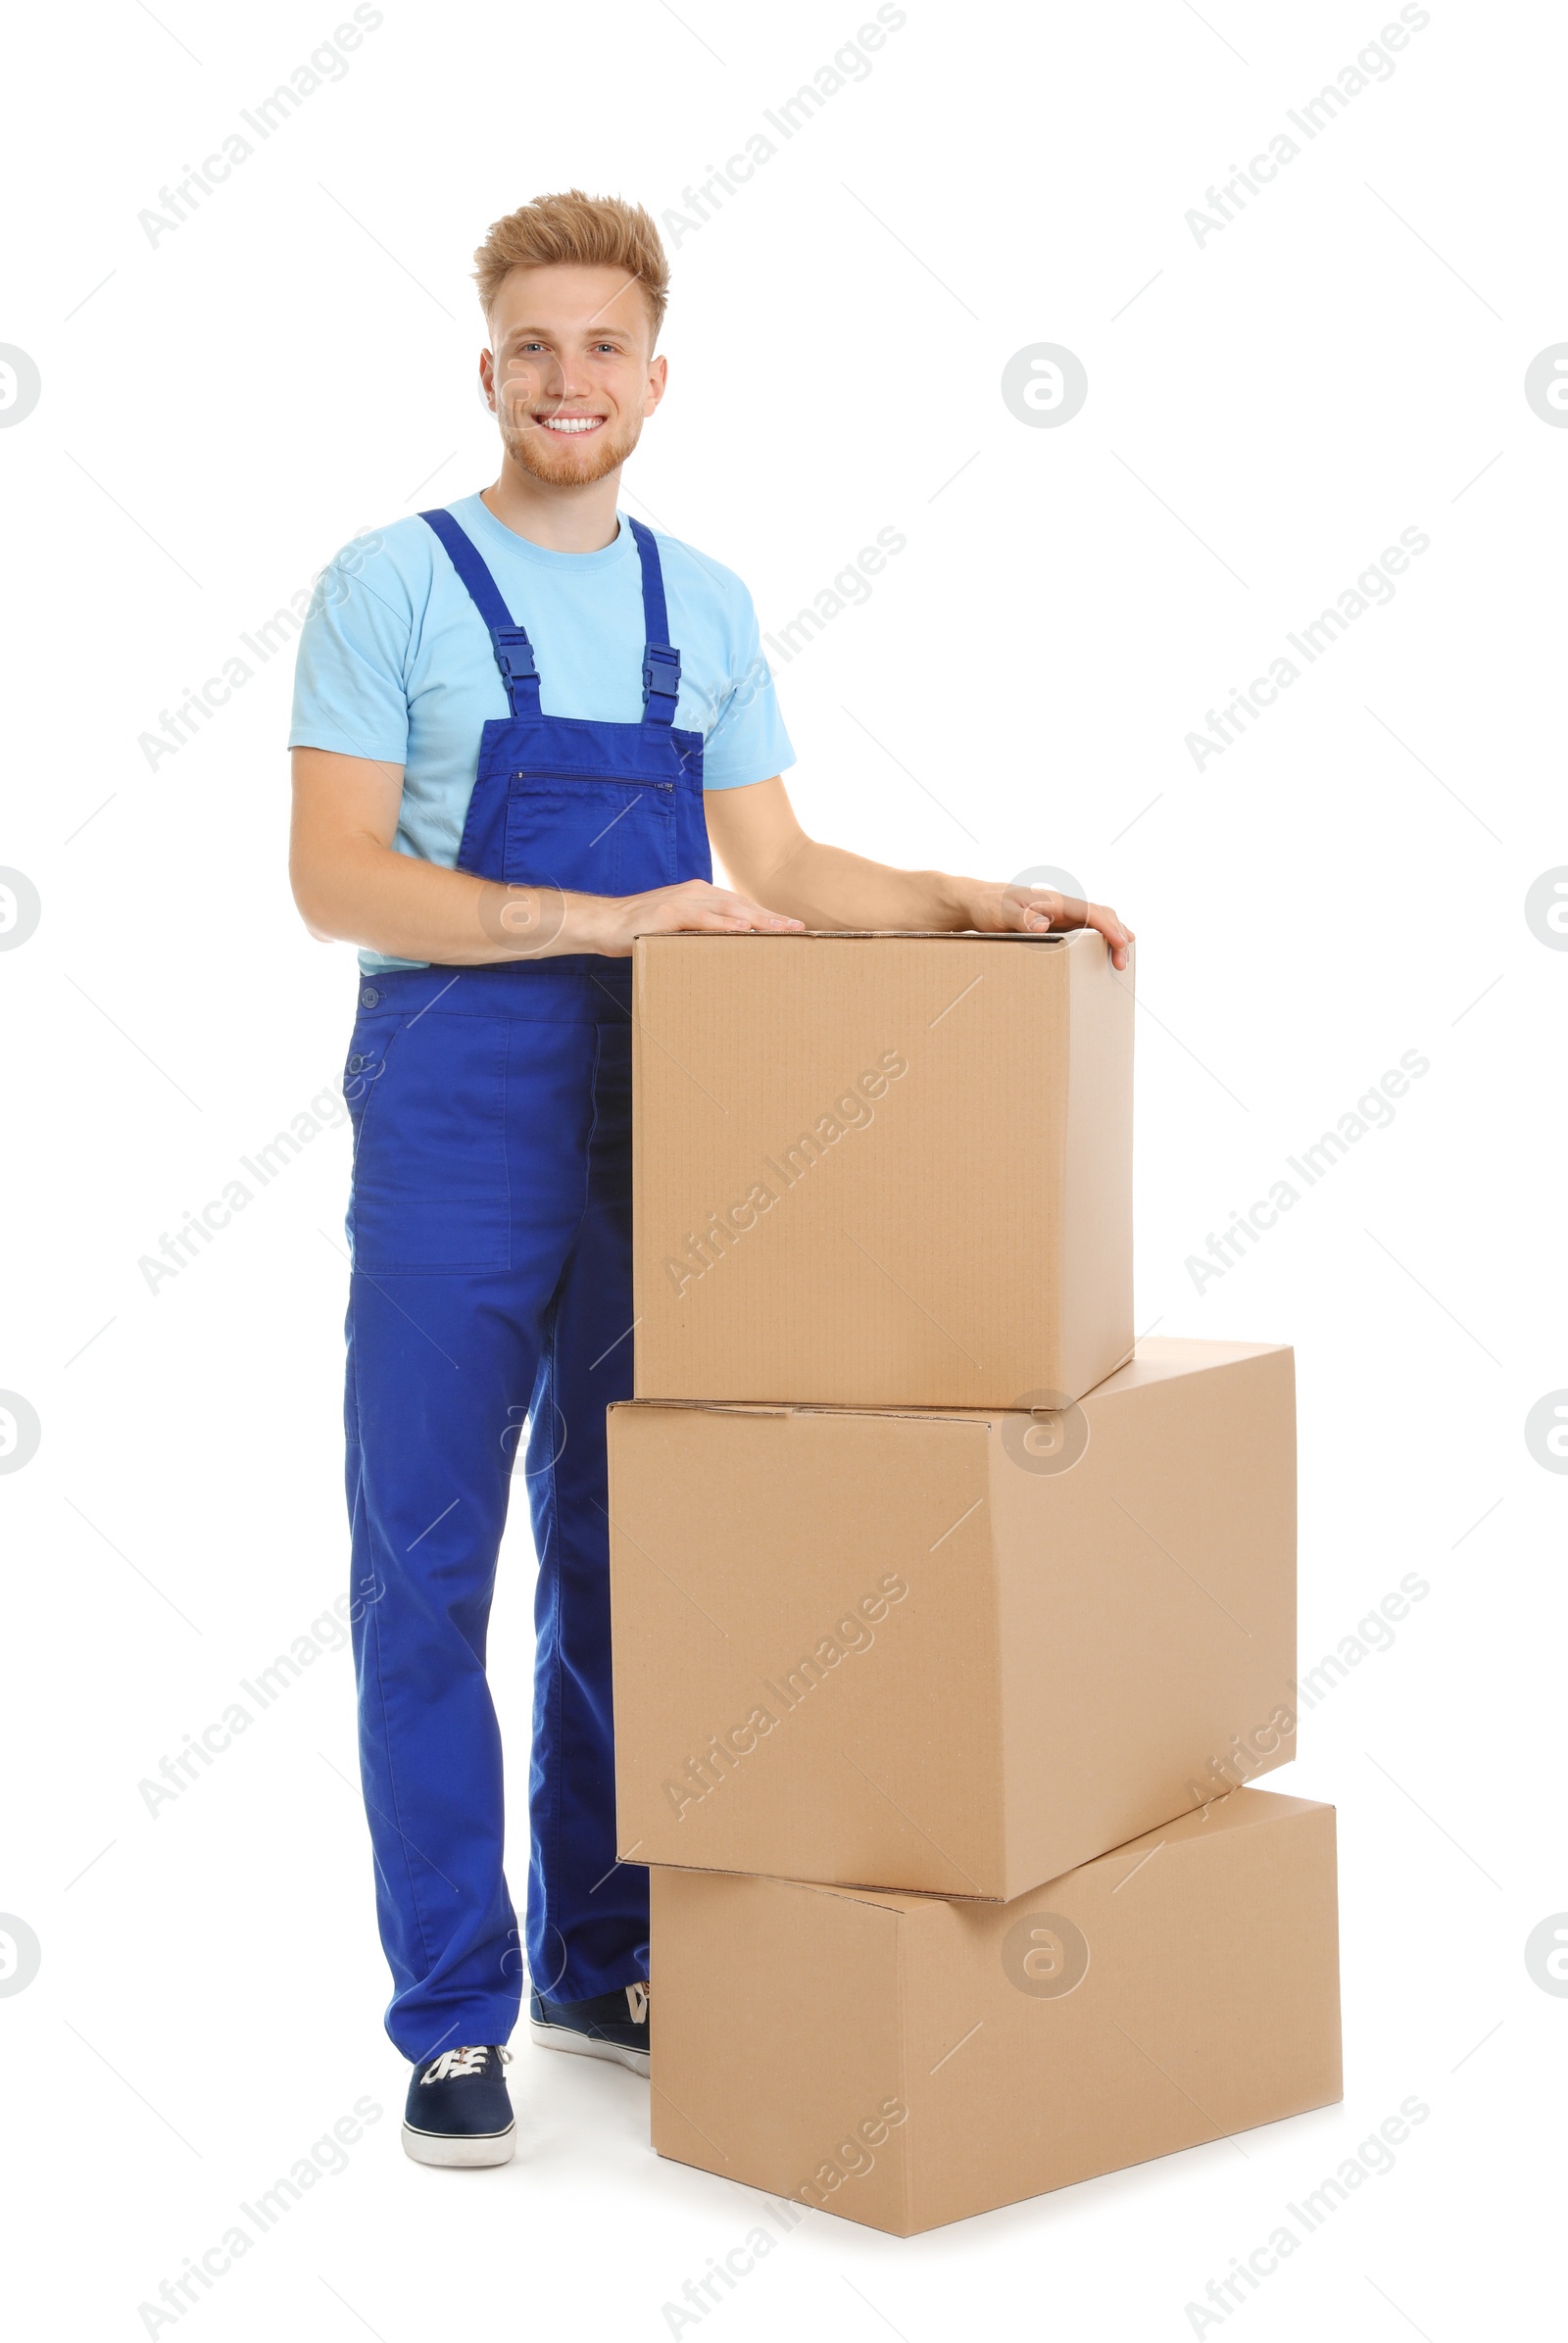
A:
954,882,1134,971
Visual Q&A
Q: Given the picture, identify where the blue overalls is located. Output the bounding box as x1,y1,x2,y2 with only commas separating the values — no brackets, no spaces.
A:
342,508,710,2061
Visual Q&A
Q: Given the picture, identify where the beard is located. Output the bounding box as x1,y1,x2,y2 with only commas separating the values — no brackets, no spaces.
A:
501,405,644,487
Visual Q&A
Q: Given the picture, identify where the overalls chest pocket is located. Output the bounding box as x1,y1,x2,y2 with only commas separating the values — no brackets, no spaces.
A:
504,773,677,897
418,504,709,898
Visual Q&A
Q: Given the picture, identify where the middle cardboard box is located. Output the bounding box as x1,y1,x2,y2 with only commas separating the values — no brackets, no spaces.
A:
609,1335,1296,1903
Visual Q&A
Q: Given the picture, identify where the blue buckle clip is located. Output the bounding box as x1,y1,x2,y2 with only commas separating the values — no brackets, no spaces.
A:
496,629,538,685
643,644,681,706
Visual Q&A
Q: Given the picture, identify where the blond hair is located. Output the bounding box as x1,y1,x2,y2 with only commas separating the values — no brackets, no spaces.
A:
473,189,669,340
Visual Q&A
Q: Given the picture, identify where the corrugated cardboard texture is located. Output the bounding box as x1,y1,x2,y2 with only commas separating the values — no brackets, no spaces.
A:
609,1400,1004,1895
651,1789,1342,2235
630,930,1134,1406
610,1338,1296,1899
1058,919,1138,1401
991,1337,1298,1892
650,1870,911,2233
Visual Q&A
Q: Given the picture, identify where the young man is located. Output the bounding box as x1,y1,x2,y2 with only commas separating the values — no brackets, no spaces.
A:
289,189,1131,2169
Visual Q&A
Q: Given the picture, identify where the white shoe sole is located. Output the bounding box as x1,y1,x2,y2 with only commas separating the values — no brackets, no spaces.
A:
529,2016,650,2076
402,2120,515,2169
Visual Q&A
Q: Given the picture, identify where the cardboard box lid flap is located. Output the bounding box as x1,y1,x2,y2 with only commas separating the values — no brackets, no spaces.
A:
640,929,1072,945
1082,1787,1333,1877
610,1396,999,1430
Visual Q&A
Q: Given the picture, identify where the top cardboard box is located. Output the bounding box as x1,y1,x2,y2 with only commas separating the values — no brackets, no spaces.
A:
631,930,1134,1407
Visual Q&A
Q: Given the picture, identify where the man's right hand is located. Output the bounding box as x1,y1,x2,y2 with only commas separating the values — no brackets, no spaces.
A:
571,878,805,957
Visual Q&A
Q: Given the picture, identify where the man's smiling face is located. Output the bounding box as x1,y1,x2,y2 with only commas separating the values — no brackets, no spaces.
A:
481,264,666,487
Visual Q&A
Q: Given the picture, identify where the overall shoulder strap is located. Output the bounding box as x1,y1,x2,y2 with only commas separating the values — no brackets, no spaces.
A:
420,509,540,717
627,516,681,728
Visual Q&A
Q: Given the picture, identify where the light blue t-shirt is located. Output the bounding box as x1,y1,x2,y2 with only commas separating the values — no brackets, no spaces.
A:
288,492,795,973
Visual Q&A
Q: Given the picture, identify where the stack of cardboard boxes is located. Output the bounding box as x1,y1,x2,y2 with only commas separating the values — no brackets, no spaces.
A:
608,930,1342,2236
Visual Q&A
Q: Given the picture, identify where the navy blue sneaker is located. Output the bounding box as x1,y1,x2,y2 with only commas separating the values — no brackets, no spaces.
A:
402,2044,514,2167
530,1980,649,2075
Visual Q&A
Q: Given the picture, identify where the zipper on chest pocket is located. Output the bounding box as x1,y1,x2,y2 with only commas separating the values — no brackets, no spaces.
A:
512,772,675,790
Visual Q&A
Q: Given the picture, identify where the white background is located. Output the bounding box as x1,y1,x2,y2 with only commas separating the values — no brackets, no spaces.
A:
1,0,1562,2334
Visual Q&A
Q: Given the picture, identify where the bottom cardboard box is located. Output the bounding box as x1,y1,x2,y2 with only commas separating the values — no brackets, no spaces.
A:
651,1787,1342,2235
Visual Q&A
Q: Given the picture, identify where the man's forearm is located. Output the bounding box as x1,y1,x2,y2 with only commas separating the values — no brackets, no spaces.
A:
290,827,805,964
291,832,591,963
701,774,1122,954
739,836,969,931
